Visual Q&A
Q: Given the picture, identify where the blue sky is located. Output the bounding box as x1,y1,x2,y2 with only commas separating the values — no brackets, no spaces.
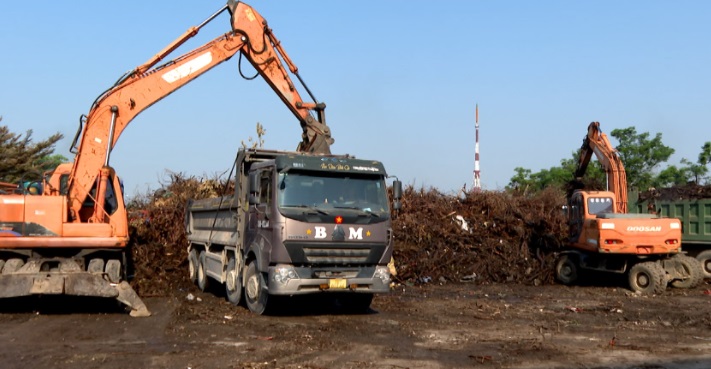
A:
2,1,710,197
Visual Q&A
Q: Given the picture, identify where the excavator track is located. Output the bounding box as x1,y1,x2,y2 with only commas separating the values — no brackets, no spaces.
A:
0,256,150,317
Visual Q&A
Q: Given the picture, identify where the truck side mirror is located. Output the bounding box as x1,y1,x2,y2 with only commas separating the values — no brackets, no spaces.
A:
248,172,260,205
392,180,402,211
393,180,402,200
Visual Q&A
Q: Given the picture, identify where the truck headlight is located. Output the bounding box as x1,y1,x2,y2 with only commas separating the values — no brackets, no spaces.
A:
272,265,298,285
374,266,391,284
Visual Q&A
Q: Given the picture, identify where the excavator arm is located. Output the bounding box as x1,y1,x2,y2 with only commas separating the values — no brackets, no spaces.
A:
574,121,628,213
67,1,333,222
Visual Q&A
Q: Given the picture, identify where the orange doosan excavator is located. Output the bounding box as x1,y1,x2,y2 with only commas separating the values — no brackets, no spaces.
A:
0,1,333,316
556,122,703,294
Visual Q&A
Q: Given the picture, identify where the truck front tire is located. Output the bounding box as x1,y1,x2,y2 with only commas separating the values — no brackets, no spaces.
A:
245,261,269,315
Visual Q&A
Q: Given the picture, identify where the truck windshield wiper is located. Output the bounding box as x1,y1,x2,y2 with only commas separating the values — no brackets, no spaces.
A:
334,206,380,217
283,204,329,215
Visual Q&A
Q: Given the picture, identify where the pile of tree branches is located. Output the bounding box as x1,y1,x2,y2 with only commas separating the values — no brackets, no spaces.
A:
127,176,569,296
128,172,233,296
391,186,567,286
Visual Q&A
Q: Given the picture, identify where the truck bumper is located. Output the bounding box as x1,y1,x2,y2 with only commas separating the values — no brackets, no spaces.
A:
267,265,390,295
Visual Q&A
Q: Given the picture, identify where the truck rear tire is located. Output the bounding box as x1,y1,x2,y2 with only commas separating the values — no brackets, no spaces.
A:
245,261,269,315
628,261,666,295
188,249,199,284
555,254,579,285
225,257,243,306
670,255,703,289
696,250,711,279
197,251,210,292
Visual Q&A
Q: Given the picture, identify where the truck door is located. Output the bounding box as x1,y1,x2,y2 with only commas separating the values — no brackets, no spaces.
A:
246,169,273,256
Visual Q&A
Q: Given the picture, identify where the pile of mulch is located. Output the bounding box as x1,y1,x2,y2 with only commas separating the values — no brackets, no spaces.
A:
128,175,569,296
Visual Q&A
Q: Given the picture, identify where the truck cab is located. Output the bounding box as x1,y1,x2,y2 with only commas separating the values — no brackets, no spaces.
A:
186,149,402,314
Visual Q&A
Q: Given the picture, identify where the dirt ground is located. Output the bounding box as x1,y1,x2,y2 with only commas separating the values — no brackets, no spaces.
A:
1,280,710,369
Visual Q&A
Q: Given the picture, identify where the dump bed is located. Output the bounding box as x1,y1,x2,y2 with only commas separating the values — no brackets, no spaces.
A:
185,195,242,247
631,192,711,245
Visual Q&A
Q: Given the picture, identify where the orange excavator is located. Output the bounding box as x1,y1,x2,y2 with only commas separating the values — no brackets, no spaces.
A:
0,0,333,316
556,122,703,294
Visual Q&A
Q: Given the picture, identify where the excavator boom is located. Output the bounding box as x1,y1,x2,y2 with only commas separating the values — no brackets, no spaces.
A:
67,0,333,223
574,121,628,213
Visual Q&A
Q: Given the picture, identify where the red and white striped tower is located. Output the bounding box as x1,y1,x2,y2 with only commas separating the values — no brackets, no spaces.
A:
472,104,482,192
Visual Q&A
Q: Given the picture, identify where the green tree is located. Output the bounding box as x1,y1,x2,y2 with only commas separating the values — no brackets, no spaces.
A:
654,164,689,187
0,117,65,183
507,152,605,193
693,142,711,184
654,142,711,186
609,127,674,190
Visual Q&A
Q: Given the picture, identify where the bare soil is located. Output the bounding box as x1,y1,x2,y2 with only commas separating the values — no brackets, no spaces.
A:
1,281,710,369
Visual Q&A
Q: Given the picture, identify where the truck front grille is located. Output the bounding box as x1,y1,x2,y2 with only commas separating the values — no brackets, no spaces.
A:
303,247,371,264
284,242,386,266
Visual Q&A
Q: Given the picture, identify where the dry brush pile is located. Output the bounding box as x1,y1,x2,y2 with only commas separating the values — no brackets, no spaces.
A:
391,186,567,286
638,183,711,201
127,176,570,296
127,172,232,296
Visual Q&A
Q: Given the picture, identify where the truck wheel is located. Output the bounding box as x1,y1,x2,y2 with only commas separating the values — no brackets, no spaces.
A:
628,261,666,295
670,255,704,289
225,257,243,306
245,261,269,315
197,251,210,292
555,254,579,285
105,259,122,283
696,250,711,279
188,249,199,284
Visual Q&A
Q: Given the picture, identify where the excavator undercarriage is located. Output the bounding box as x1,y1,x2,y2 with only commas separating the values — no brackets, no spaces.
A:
0,250,149,317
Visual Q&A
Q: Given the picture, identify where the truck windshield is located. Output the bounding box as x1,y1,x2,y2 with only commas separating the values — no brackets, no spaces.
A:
587,197,614,215
277,172,390,215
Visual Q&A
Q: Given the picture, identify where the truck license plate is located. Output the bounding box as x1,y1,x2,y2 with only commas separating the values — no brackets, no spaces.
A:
329,278,347,289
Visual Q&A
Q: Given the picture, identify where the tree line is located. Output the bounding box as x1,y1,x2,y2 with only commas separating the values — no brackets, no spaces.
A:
1,117,709,193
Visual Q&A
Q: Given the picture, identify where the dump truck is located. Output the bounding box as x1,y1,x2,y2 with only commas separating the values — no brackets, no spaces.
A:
630,188,711,279
186,148,402,314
